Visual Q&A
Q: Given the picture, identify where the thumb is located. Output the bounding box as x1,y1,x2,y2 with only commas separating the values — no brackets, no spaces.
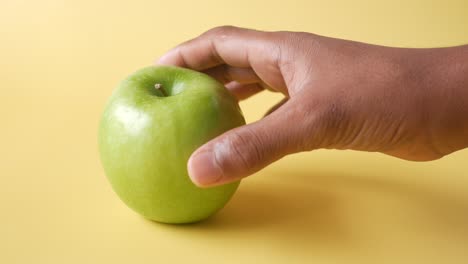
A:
187,103,301,187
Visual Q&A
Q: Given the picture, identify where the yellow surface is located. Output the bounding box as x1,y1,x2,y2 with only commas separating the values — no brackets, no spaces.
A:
1,0,468,263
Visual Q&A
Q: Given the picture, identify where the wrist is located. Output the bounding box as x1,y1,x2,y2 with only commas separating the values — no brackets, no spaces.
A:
412,46,468,155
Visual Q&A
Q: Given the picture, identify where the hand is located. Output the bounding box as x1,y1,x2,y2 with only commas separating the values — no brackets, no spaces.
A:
158,26,468,187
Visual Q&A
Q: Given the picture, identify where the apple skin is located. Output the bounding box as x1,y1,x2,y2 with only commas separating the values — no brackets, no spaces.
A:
98,65,245,224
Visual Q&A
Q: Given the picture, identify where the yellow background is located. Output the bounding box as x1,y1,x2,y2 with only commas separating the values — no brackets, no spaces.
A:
1,0,468,263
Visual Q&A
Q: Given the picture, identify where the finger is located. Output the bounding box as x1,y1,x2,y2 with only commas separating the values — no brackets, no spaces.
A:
225,82,265,101
264,97,289,117
203,65,260,84
187,101,304,187
157,26,277,70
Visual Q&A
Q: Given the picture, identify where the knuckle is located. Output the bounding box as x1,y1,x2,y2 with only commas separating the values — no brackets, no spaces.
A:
204,25,238,37
178,37,197,50
283,32,321,66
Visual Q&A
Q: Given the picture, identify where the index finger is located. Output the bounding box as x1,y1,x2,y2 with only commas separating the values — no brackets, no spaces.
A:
156,26,275,70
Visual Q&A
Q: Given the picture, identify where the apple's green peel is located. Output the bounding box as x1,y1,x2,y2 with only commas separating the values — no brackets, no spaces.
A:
99,65,245,224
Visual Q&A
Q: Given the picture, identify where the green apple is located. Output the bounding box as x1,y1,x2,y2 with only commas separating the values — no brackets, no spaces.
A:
98,65,245,224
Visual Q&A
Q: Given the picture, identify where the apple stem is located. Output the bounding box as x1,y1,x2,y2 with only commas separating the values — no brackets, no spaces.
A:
154,83,168,97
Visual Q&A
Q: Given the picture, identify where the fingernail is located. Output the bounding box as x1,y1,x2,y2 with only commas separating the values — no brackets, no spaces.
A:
188,151,223,187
